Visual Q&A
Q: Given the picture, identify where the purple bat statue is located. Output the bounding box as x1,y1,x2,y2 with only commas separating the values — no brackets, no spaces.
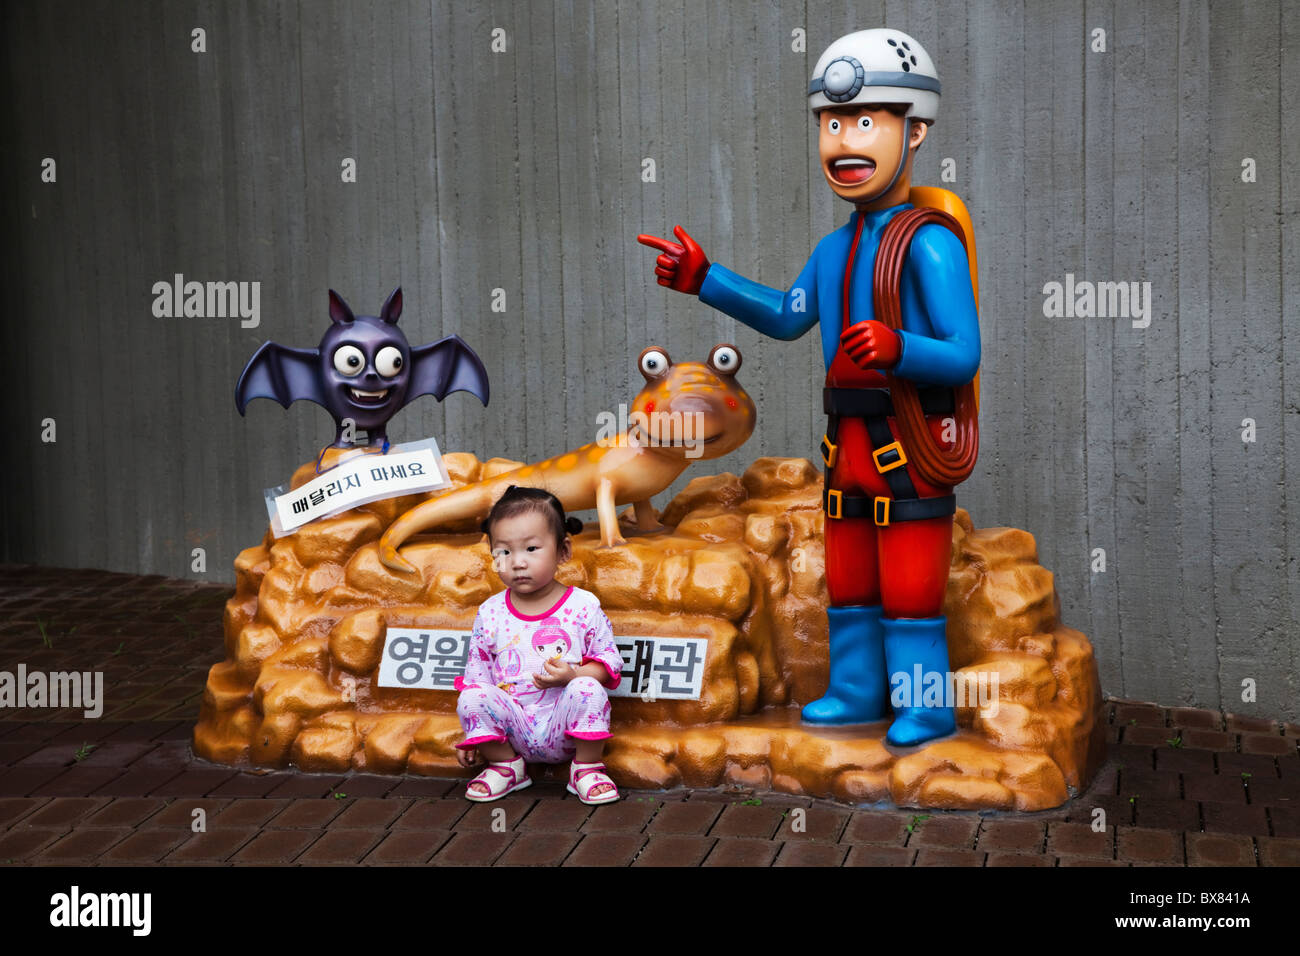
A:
235,287,489,449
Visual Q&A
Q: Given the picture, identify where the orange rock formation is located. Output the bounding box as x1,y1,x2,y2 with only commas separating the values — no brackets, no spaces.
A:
194,452,1106,810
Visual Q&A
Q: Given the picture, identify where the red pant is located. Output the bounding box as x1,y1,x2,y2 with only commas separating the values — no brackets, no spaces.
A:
824,414,955,618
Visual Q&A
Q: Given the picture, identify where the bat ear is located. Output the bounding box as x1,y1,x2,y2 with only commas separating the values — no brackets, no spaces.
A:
328,289,355,325
380,286,403,324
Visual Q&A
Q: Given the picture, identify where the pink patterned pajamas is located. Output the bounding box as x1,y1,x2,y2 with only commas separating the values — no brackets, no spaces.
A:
454,585,622,762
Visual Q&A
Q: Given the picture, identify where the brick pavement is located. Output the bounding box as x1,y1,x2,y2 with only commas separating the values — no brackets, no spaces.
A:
1,564,1297,866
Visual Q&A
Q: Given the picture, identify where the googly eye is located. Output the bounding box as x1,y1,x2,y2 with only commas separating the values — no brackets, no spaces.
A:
638,347,671,379
828,118,842,134
708,344,742,375
857,115,873,131
333,345,365,377
375,346,404,377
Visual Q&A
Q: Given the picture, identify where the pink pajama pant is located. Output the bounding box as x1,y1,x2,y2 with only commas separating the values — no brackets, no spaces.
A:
455,676,613,761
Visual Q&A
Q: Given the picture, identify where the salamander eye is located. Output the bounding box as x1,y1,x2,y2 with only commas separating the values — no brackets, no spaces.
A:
333,345,365,377
708,344,742,375
638,347,672,380
375,346,403,377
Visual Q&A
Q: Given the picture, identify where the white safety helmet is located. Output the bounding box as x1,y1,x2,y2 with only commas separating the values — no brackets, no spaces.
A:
808,29,940,124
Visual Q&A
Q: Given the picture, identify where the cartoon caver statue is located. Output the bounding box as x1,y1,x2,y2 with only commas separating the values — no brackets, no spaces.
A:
639,29,981,746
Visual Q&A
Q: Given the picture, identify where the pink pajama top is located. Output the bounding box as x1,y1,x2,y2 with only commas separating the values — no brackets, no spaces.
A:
454,585,623,717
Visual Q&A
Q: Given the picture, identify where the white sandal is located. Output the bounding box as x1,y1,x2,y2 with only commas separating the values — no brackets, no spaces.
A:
568,761,620,805
465,755,532,802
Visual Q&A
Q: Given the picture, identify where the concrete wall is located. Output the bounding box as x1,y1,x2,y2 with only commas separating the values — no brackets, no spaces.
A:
3,0,1297,717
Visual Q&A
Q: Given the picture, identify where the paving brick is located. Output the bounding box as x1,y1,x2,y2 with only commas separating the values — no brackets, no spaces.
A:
631,834,715,867
1241,733,1296,757
1268,808,1300,837
1058,857,1129,867
1256,837,1300,867
780,806,850,842
1226,714,1280,734
986,852,1052,866
387,777,459,798
264,774,347,798
703,838,780,867
641,800,718,835
1217,753,1281,776
1201,802,1269,836
93,766,185,797
21,797,110,828
266,799,347,828
915,848,985,866
495,831,581,866
561,833,645,867
1116,827,1183,864
32,766,126,797
976,820,1045,852
363,829,452,864
516,799,593,832
909,815,979,848
580,799,657,832
456,800,533,831
297,829,384,865
148,768,237,798
1154,748,1215,774
230,828,320,864
1124,726,1176,747
97,828,190,863
1067,795,1132,827
212,800,291,828
330,797,411,829
35,827,130,862
843,845,914,866
1133,797,1199,831
431,831,516,865
150,799,230,827
709,804,784,839
1110,744,1156,769
331,774,399,798
1114,704,1165,727
208,772,295,798
0,741,46,765
1245,778,1300,806
1182,729,1234,751
1185,832,1255,866
1047,822,1113,860
73,741,160,769
841,812,910,845
774,842,848,866
0,826,70,860
1183,773,1246,804
1170,708,1222,729
0,766,69,796
1120,768,1181,799
0,797,48,828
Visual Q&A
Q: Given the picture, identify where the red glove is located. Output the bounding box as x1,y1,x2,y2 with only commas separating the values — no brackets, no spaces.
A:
636,225,711,295
840,320,902,370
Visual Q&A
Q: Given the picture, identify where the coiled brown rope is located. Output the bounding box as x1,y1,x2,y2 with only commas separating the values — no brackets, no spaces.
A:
872,207,980,486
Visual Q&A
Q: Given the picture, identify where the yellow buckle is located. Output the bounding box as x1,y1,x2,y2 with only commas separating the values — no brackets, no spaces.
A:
820,434,838,469
874,497,891,526
825,488,843,519
872,441,907,473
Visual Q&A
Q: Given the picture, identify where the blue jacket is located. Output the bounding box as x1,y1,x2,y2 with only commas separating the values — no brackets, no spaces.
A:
697,203,980,387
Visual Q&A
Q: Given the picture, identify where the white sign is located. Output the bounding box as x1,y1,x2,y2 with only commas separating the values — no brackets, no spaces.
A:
265,437,450,535
375,629,708,701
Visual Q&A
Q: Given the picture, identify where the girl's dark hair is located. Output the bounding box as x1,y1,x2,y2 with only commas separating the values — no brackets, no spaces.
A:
480,485,584,548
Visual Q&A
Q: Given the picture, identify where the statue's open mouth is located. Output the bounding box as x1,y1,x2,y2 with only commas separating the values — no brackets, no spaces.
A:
349,387,390,405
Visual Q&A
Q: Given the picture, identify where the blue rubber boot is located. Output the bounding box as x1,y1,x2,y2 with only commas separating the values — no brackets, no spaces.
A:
883,616,957,746
801,605,888,725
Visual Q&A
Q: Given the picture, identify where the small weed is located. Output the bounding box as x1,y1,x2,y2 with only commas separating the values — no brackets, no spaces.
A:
37,619,52,648
739,797,762,806
906,814,931,833
73,742,98,762
1166,737,1183,748
333,792,347,800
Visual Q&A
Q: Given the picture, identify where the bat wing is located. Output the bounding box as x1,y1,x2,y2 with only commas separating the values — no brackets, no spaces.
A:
407,335,490,407
235,341,327,414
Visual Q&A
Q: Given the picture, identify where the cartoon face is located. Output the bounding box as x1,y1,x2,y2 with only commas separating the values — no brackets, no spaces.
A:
817,104,927,204
629,344,756,459
318,289,412,431
490,511,568,595
531,621,572,660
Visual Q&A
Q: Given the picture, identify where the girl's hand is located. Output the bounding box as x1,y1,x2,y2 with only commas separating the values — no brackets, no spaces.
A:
456,746,481,768
532,657,578,689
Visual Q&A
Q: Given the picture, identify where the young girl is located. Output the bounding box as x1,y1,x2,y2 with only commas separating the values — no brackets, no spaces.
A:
453,485,623,804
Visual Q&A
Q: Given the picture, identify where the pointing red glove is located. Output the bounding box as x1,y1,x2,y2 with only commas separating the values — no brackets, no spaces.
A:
636,225,711,295
840,320,902,370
